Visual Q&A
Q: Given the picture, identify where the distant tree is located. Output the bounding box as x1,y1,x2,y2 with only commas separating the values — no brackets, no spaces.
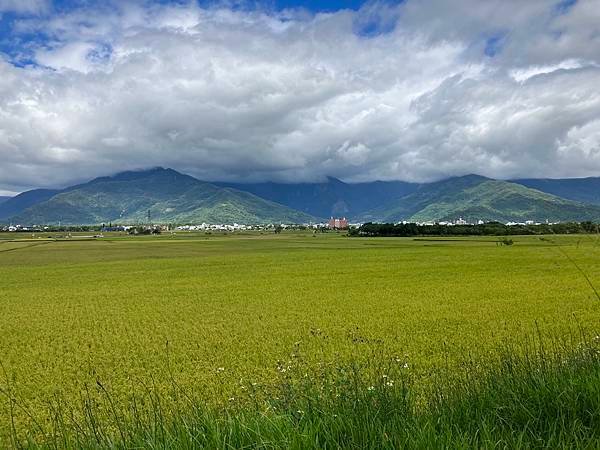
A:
347,226,359,237
353,222,600,238
581,221,598,233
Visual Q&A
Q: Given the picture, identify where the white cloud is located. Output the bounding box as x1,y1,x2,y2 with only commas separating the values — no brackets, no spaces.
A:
35,42,102,72
0,0,48,14
509,59,589,82
0,0,599,192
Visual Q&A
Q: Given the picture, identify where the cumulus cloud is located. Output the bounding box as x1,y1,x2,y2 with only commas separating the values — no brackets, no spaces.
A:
0,0,599,192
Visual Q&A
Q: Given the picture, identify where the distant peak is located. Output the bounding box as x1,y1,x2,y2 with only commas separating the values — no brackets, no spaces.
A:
438,174,492,186
143,166,167,173
114,167,182,178
459,174,490,181
120,166,171,175
86,167,189,185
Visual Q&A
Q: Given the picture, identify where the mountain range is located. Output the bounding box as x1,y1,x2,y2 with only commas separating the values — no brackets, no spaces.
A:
2,168,600,225
359,175,600,223
1,168,315,225
217,178,417,219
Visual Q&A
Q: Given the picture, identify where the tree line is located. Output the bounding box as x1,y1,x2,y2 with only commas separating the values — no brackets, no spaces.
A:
350,221,600,237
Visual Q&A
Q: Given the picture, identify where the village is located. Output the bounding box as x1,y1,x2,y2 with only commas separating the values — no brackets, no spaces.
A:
1,216,552,234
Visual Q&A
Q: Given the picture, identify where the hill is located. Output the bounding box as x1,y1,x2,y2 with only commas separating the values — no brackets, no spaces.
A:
0,196,9,204
360,175,600,223
10,168,316,225
218,178,417,219
514,177,600,205
0,189,61,221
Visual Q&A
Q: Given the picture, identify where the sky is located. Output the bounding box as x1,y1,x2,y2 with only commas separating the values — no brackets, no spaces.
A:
0,0,599,195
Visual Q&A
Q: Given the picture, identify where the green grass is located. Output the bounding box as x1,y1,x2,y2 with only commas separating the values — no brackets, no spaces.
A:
1,231,600,447
5,332,600,448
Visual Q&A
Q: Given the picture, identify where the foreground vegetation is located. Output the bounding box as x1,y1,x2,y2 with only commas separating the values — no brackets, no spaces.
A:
4,332,600,448
1,231,599,447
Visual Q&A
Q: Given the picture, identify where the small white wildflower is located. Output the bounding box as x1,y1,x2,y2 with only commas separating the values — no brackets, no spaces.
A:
367,386,375,391
403,363,409,369
228,397,235,401
386,381,394,387
217,367,225,372
297,410,304,415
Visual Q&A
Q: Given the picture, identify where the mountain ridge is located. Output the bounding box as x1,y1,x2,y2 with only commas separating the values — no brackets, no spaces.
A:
513,177,600,205
0,189,61,221
216,177,418,219
361,176,600,223
8,168,317,225
5,169,600,225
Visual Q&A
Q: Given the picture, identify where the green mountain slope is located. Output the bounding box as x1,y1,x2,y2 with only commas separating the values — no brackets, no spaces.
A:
0,189,60,220
218,177,418,219
513,177,600,205
11,168,316,225
361,175,600,223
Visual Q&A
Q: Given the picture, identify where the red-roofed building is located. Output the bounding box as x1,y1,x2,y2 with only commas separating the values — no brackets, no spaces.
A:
328,217,348,229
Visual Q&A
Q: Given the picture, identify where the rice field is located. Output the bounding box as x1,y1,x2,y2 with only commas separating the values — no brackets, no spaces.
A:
1,231,599,447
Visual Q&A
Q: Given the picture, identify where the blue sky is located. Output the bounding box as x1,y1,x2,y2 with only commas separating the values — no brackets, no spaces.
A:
223,0,368,11
51,0,369,10
2,0,371,15
0,1,372,37
0,0,384,65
